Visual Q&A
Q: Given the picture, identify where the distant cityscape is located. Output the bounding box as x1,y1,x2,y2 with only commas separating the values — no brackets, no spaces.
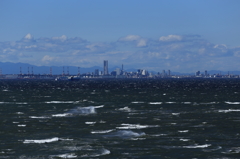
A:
0,60,240,80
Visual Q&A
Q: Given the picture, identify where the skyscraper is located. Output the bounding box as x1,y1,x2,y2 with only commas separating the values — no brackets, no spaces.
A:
103,60,108,75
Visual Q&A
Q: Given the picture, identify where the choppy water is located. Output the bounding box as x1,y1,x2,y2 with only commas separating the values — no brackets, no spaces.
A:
1,79,240,158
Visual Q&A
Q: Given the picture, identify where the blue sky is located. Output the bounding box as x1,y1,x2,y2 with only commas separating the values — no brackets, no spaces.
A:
0,0,240,72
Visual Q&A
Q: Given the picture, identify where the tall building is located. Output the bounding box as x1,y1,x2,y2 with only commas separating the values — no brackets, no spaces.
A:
103,60,108,75
95,69,99,76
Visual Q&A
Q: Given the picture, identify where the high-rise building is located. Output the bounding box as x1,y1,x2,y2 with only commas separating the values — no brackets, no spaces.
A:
95,69,99,76
103,60,108,75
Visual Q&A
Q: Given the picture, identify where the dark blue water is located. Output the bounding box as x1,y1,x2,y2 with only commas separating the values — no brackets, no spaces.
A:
0,79,240,158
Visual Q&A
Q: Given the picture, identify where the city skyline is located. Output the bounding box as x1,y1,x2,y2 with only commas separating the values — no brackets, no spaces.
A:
0,1,240,72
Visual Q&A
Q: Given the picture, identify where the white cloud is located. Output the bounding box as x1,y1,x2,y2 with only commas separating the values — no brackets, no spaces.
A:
52,35,67,41
119,35,141,41
0,34,239,72
159,35,182,42
24,33,34,40
119,35,147,47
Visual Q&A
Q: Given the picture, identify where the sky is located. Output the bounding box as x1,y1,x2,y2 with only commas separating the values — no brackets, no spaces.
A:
0,0,240,72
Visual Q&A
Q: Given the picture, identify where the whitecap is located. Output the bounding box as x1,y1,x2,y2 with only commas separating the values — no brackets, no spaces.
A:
52,113,70,117
16,102,28,104
83,149,110,157
178,130,189,133
18,125,26,127
172,113,180,116
183,102,191,104
85,122,96,124
218,109,240,113
104,130,145,138
225,101,240,105
52,153,77,158
118,107,131,112
91,129,114,134
180,139,190,141
165,102,176,104
130,138,146,140
29,116,51,119
67,106,96,115
23,137,59,144
149,102,162,104
94,105,104,108
16,112,24,114
183,144,211,148
131,101,144,104
52,106,96,117
116,124,158,129
45,101,76,104
0,102,10,104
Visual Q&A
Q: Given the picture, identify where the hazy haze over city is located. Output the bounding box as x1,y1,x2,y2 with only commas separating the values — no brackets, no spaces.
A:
0,0,240,72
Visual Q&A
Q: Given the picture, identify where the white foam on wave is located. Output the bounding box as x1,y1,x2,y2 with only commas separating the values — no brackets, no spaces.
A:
116,123,158,129
180,139,190,142
0,102,10,104
104,130,145,139
85,122,96,125
94,105,104,108
52,113,70,117
118,107,131,112
81,148,110,157
45,101,77,104
18,125,26,127
68,106,96,114
165,102,176,104
182,144,211,148
172,113,180,116
16,102,28,104
218,109,240,113
52,106,97,117
178,130,189,133
29,116,51,119
225,101,240,105
16,112,24,114
131,101,144,104
23,137,59,144
183,102,191,104
52,153,77,158
91,129,115,134
149,102,162,104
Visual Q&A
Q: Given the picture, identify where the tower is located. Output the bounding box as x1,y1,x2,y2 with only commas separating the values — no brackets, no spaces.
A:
103,60,108,75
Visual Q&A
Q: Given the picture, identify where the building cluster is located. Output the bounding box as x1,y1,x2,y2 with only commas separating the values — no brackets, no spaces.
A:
0,60,240,79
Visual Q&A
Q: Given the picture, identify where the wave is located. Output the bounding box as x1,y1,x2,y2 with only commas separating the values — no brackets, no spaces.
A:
104,130,145,139
149,102,162,104
118,107,131,112
218,109,240,113
81,148,110,157
225,101,240,105
45,101,77,104
29,116,51,119
94,105,104,108
131,101,144,104
91,129,115,134
182,144,211,148
51,153,77,158
52,106,96,117
67,106,96,114
23,137,60,144
85,122,96,124
116,123,158,129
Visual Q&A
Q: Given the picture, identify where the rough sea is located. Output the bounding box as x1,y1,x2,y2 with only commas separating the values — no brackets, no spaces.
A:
0,79,240,158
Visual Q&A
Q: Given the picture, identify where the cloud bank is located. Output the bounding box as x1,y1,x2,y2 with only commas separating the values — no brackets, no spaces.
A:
0,34,239,72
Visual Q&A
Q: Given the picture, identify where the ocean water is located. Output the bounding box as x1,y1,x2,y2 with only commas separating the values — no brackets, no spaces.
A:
0,79,240,158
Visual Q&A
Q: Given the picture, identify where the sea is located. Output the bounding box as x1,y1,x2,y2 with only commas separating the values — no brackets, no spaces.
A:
0,78,240,158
